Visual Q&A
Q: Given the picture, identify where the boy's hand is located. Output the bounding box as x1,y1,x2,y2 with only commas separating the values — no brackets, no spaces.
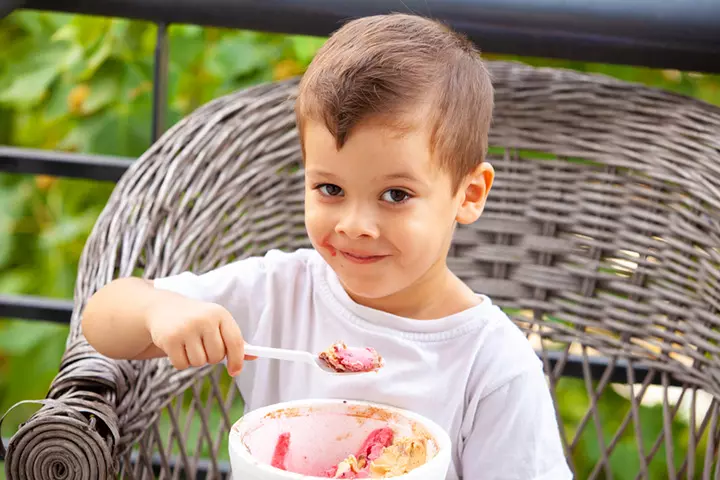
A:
145,297,248,376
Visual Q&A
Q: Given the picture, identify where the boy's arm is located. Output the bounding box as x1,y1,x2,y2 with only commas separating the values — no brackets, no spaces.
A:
82,277,174,360
82,277,247,375
81,255,270,374
461,365,574,479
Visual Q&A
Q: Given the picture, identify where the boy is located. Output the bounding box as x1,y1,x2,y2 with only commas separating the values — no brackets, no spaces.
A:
82,13,572,480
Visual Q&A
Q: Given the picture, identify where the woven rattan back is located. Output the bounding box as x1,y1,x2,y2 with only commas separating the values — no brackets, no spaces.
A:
475,62,720,479
6,61,719,479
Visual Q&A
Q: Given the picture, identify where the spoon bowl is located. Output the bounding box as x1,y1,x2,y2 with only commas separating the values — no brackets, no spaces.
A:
243,344,375,376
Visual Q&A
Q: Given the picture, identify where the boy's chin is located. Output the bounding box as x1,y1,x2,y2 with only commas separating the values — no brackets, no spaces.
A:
337,276,402,303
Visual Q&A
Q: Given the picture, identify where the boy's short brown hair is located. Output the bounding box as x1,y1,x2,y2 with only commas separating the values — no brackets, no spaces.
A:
295,13,494,190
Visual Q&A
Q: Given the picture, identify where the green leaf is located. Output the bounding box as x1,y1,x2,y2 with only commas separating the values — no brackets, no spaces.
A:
0,321,68,427
58,113,108,152
69,91,152,157
0,41,83,108
118,61,152,107
106,19,129,44
34,234,78,297
169,24,206,67
0,26,16,56
206,34,270,79
11,107,70,149
108,20,151,61
39,212,97,251
609,440,642,480
82,60,124,114
89,110,132,156
0,106,11,144
80,38,113,80
0,66,59,107
43,12,74,31
0,270,35,294
8,11,47,38
43,77,75,121
0,189,14,268
51,22,77,43
50,178,113,215
290,35,325,65
0,233,11,270
222,67,273,95
53,15,110,49
0,320,65,355
40,42,86,74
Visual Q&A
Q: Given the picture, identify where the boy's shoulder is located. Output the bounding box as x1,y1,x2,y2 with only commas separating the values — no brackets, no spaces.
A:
466,300,543,394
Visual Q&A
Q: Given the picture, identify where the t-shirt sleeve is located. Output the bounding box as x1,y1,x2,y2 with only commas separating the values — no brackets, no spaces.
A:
152,255,268,344
461,364,574,479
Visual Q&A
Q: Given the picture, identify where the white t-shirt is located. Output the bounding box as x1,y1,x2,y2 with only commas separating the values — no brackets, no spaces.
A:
154,248,573,480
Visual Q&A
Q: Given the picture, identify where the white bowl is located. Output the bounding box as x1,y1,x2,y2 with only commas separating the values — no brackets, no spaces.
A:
229,399,452,479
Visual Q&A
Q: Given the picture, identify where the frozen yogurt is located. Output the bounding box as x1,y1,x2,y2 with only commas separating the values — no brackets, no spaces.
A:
271,432,291,470
269,426,429,478
319,342,384,373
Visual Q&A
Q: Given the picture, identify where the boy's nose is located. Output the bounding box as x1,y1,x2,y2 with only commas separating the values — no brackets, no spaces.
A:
334,207,380,239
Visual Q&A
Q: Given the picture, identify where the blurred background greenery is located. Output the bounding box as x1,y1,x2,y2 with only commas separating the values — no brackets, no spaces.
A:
0,10,719,479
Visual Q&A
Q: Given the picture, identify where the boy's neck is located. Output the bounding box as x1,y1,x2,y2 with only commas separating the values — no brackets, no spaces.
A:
343,259,481,320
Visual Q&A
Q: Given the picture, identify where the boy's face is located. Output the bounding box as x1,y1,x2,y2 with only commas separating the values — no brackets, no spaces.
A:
303,119,492,304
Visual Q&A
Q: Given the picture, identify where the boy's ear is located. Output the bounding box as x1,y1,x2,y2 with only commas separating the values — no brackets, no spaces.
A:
456,162,494,225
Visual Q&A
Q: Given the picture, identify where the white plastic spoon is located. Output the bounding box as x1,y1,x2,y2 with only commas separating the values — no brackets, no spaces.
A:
243,344,374,376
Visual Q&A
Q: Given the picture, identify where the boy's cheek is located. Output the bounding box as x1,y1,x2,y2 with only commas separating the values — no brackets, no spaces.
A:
304,205,331,244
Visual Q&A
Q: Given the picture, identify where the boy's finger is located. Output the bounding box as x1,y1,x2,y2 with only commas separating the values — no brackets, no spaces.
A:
185,338,208,367
219,314,245,376
165,342,190,370
202,327,226,364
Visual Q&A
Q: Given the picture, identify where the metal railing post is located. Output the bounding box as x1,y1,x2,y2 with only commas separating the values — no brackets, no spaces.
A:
151,22,170,143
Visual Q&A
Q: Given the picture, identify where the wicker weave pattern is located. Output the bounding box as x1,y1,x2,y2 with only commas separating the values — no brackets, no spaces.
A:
3,61,720,479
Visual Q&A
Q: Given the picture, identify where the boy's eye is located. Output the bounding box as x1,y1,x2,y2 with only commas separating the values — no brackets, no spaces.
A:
317,184,343,197
381,189,411,204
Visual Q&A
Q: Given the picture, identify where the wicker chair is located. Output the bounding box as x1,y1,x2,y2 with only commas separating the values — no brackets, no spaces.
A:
3,60,720,479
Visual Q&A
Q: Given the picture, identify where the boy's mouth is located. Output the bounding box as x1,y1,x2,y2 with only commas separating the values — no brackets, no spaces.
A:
338,250,388,264
320,239,388,264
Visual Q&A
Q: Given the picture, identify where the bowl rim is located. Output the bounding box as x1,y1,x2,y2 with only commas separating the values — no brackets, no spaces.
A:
228,398,452,479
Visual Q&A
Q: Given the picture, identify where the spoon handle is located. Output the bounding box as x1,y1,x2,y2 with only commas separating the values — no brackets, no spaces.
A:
243,344,315,365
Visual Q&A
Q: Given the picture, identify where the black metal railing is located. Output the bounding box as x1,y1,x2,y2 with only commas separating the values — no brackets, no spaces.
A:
0,0,716,473
0,146,133,181
14,0,720,72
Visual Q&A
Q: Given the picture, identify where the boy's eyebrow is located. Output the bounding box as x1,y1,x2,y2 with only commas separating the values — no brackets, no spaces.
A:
382,172,420,182
305,169,339,180
306,170,421,183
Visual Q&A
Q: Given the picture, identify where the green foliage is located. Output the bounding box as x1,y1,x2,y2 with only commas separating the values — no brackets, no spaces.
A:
0,10,324,451
0,9,718,476
555,378,713,477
